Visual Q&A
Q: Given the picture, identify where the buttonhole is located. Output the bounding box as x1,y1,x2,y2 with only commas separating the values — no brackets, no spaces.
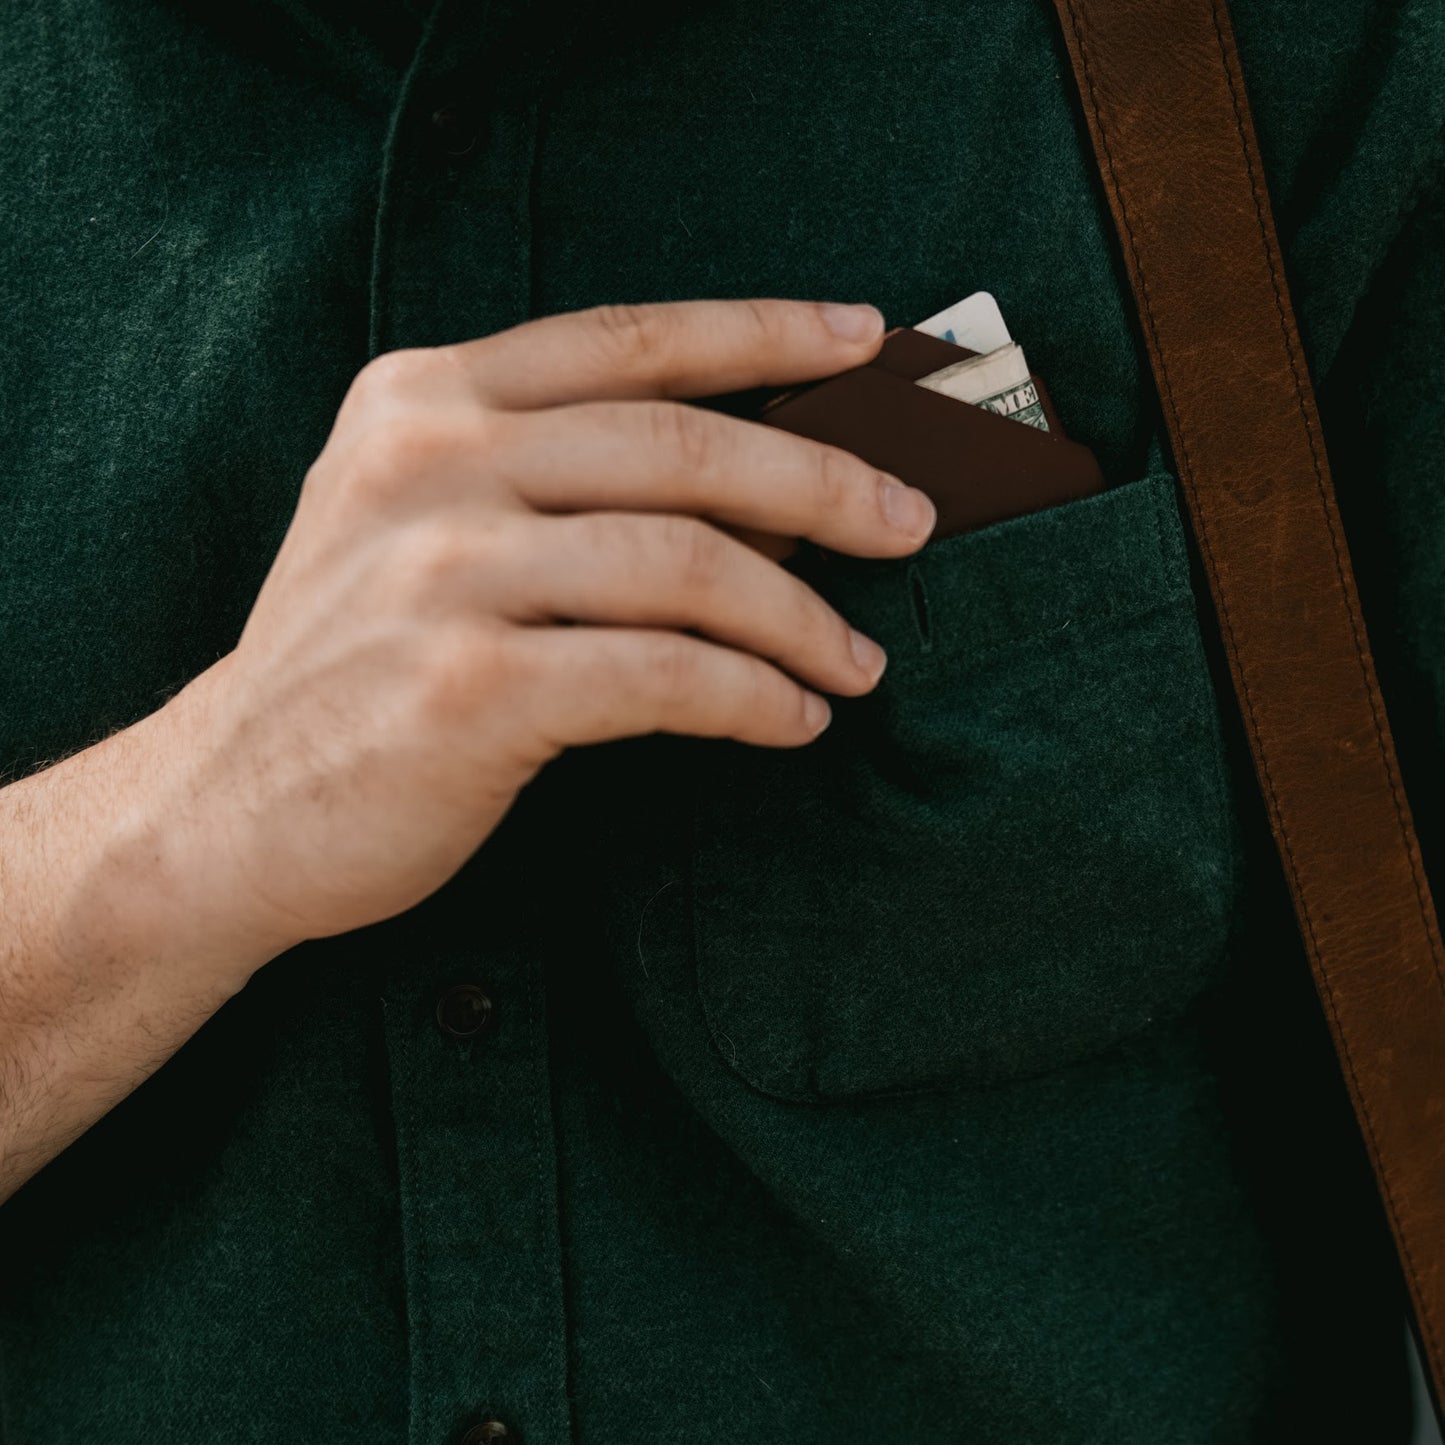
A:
908,562,933,651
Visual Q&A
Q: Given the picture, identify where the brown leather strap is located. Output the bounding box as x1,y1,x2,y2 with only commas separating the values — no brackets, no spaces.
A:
1049,0,1445,1415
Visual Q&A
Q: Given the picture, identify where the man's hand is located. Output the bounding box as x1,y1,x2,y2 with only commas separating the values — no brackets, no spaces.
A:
163,298,935,954
2,297,940,1196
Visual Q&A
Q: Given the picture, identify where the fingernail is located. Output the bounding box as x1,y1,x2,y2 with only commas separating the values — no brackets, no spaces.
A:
820,302,884,342
803,692,833,734
880,477,937,539
850,628,888,680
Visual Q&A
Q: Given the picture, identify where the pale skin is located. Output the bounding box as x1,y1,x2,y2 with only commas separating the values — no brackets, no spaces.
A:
0,297,937,1202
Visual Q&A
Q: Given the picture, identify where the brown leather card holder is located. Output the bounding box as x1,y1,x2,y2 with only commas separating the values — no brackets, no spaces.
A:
757,326,1105,540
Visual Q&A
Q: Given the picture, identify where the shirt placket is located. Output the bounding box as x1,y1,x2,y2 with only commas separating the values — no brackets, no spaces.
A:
370,5,571,1442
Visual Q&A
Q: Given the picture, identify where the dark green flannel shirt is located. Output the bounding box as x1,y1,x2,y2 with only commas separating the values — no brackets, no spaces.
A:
3,0,1443,1440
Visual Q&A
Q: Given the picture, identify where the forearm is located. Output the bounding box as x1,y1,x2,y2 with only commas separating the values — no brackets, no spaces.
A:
0,664,282,1202
0,296,910,1204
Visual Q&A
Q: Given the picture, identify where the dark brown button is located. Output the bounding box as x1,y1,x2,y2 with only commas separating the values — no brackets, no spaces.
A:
459,1423,513,1444
435,984,494,1039
429,100,481,157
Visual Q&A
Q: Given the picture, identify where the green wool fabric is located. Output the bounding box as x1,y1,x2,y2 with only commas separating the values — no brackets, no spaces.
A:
1,0,1442,1440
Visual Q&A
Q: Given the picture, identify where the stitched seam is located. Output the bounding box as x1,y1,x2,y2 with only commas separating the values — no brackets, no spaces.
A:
1153,478,1238,869
851,476,1191,666
1209,0,1445,995
1059,0,1444,1374
887,589,1190,680
1204,0,1445,1374
525,959,572,1440
367,0,446,358
1149,477,1175,587
396,1001,431,1445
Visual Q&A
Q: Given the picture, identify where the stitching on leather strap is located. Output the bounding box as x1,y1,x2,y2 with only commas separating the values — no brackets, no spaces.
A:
1057,0,1445,1368
1204,0,1445,1371
1209,1,1445,992
1208,0,1444,983
1056,0,1289,950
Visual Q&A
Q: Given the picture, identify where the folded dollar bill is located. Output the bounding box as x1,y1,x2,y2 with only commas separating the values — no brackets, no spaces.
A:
914,341,1049,431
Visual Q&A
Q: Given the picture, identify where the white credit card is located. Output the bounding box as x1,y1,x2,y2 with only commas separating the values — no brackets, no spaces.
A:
913,290,1012,354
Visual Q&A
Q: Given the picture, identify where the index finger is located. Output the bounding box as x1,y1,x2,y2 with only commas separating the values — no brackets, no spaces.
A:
439,298,887,410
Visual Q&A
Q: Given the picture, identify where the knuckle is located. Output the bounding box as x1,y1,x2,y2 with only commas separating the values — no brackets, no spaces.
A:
427,342,479,392
813,443,864,514
350,348,439,407
350,410,489,502
750,665,792,732
349,419,439,498
816,445,857,511
789,572,845,650
584,302,668,370
649,633,703,710
415,629,484,724
575,508,640,570
475,623,537,699
727,655,789,742
662,513,725,593
646,399,714,477
740,296,786,348
391,525,471,604
416,624,515,724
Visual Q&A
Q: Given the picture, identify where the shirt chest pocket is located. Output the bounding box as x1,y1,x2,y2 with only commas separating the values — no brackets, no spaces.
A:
687,468,1242,1101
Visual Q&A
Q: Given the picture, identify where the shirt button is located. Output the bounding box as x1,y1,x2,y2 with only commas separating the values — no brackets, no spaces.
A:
460,1423,514,1444
429,98,481,156
435,984,494,1040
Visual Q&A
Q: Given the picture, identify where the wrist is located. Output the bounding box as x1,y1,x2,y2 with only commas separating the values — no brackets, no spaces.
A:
79,660,298,998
